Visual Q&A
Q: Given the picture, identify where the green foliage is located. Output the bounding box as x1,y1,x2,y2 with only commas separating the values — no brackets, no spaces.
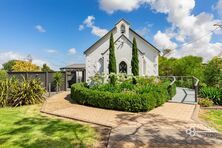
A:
159,56,204,80
2,60,17,71
0,78,45,107
131,37,139,76
41,63,53,72
89,73,106,85
108,33,117,73
109,73,117,86
53,72,64,92
199,87,222,105
71,77,175,112
175,78,194,89
204,57,222,88
159,56,176,76
0,70,7,81
198,98,213,107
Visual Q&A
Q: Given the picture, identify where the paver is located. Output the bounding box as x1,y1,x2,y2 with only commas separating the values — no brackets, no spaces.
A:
41,91,222,147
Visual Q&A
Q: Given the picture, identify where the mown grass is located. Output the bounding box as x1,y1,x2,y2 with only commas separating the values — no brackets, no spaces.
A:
200,110,222,132
0,105,97,148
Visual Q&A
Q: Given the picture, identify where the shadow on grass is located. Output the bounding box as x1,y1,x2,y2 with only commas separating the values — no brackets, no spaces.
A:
0,115,95,148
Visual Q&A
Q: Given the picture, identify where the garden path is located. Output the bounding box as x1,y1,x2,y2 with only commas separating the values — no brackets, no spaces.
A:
41,91,222,147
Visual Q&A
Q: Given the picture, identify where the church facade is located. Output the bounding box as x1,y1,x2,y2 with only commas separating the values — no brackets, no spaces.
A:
84,19,160,81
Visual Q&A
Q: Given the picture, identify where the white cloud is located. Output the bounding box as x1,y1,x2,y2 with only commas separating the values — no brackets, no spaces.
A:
99,0,141,14
0,51,49,68
136,27,149,37
46,49,57,53
35,25,46,33
79,16,108,37
214,0,222,16
68,48,77,55
154,31,177,50
98,0,222,61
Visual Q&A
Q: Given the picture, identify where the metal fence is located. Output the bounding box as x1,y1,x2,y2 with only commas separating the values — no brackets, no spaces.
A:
7,72,68,92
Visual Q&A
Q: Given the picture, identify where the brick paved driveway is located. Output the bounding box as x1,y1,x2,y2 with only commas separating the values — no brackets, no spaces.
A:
41,91,222,147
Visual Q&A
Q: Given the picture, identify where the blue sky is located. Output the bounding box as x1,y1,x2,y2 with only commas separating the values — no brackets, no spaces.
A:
0,0,221,70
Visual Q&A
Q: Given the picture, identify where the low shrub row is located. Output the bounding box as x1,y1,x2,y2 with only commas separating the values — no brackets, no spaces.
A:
71,81,174,112
0,78,45,107
199,87,222,105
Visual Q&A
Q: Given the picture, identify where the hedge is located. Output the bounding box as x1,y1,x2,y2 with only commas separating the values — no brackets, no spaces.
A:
71,83,174,112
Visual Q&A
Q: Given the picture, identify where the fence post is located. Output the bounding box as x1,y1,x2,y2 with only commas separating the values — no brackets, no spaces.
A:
48,83,51,97
64,71,67,91
25,72,28,80
45,72,48,90
195,84,198,103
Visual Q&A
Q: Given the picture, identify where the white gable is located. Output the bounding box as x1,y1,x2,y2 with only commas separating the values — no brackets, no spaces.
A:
85,19,160,81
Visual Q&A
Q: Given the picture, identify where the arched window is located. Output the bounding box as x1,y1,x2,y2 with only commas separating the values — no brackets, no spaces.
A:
121,24,125,33
97,58,104,74
119,61,127,73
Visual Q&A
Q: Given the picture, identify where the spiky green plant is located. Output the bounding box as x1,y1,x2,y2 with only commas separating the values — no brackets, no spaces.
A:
0,77,45,107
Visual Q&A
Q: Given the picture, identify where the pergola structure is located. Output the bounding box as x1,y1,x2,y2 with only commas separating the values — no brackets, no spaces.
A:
60,64,86,87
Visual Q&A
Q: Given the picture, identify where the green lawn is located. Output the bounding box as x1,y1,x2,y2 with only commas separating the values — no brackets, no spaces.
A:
0,105,98,148
200,110,222,132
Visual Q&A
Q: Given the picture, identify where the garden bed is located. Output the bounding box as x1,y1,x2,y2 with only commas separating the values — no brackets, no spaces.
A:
71,77,176,112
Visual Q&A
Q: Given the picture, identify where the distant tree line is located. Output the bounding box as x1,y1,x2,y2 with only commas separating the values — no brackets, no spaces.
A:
1,60,53,72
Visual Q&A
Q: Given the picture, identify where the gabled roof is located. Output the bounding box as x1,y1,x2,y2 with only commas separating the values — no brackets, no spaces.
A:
129,28,160,53
84,19,160,55
84,27,116,55
115,18,130,26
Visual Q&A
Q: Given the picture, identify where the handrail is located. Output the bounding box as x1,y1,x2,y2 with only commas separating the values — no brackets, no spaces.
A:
157,76,176,85
192,76,199,102
159,76,200,103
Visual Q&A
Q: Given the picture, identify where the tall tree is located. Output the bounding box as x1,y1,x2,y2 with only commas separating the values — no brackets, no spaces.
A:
131,37,139,76
204,57,222,87
2,60,17,71
12,60,40,72
108,33,116,73
41,64,53,72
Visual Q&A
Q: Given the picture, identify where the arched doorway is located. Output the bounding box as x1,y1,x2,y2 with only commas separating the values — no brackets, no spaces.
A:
119,61,127,74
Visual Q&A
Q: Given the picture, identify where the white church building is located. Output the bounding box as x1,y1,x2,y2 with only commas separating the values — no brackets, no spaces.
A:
84,19,160,81
61,19,160,84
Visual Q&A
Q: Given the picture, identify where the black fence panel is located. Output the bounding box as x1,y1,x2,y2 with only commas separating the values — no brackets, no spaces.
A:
7,72,67,92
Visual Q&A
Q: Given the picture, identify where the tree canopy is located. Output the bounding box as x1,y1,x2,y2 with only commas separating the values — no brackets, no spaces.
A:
12,60,40,72
41,64,53,72
204,57,222,87
2,60,17,71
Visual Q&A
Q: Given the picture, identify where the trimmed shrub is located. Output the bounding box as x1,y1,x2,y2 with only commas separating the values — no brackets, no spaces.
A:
199,87,222,105
198,98,213,107
71,81,174,112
